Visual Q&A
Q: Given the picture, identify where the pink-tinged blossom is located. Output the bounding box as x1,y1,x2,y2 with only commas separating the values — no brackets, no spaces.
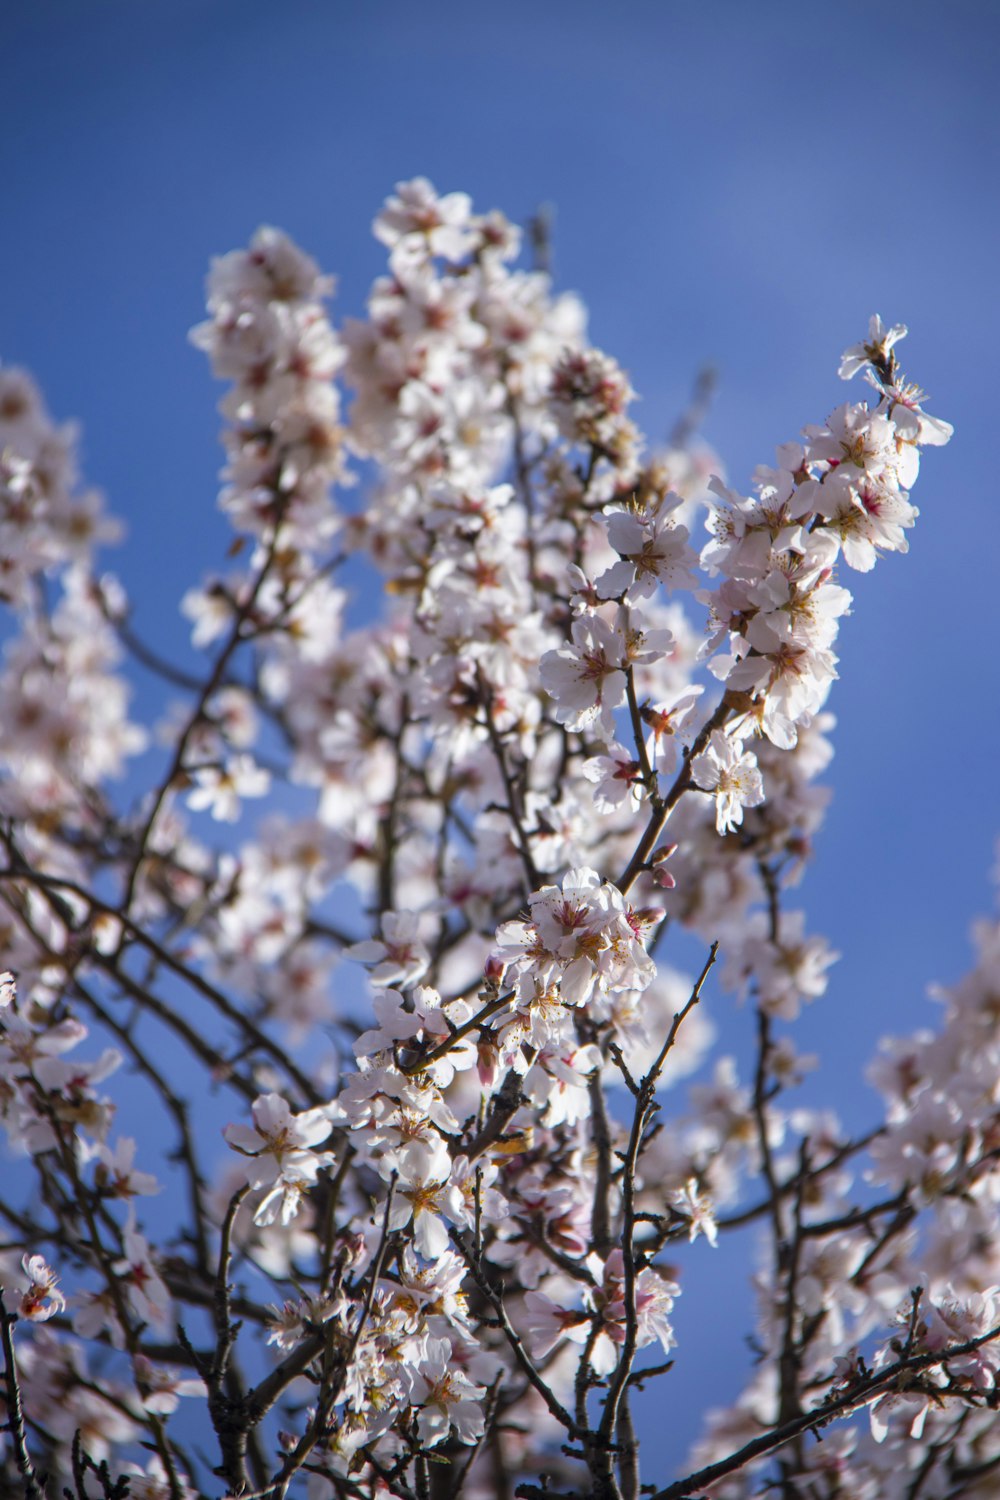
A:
266,1292,343,1351
0,1010,89,1073
187,754,271,823
691,730,765,834
0,1009,122,1153
12,1324,137,1457
549,346,638,468
921,1286,1000,1393
448,1153,507,1233
526,1251,678,1375
91,1136,161,1199
597,498,696,602
586,1249,679,1374
866,1090,966,1202
371,1104,457,1181
523,1042,602,1127
345,910,431,987
117,1457,197,1500
789,469,917,573
641,684,704,777
838,315,909,382
114,1216,173,1332
17,1253,66,1321
523,1289,593,1359
73,1284,126,1348
385,1140,465,1259
409,1337,488,1446
394,1245,475,1333
604,965,715,1086
722,910,840,1020
374,178,475,261
133,1354,207,1416
224,1092,334,1226
495,867,657,1012
753,911,839,1019
539,613,627,740
869,371,954,448
352,987,425,1059
669,1179,719,1247
866,1287,1000,1444
807,400,919,490
700,475,798,582
582,741,646,813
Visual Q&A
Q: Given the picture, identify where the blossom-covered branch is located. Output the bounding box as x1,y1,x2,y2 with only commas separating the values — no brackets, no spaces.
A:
0,185,987,1500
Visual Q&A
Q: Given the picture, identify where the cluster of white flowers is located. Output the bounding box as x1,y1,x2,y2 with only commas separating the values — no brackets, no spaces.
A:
0,978,121,1153
494,866,658,1010
0,183,990,1500
0,370,144,849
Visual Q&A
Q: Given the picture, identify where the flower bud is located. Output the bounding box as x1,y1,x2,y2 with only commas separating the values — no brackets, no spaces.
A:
483,953,505,985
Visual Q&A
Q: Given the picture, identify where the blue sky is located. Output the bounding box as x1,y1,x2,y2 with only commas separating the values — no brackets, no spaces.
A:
3,0,999,1482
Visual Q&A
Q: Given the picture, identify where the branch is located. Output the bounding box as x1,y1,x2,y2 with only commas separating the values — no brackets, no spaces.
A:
452,1231,582,1442
0,1291,44,1500
616,696,735,896
596,946,719,1481
648,1323,1000,1500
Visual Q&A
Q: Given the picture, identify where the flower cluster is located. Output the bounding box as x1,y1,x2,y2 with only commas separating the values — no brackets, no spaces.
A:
0,180,985,1500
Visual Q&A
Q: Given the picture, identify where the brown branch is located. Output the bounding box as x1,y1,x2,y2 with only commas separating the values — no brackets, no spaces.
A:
262,1181,399,1499
646,1323,1000,1500
121,498,293,919
587,1074,615,1260
596,945,719,1483
0,1292,44,1500
616,696,735,896
400,986,515,1077
452,1231,582,1442
0,859,315,1104
478,667,540,895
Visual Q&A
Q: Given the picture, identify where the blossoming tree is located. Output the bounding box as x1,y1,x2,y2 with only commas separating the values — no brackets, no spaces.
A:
0,178,995,1500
